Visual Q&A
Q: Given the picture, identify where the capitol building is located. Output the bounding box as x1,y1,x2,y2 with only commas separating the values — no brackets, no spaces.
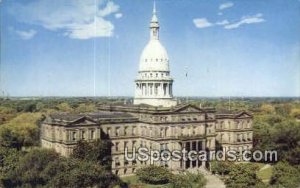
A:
41,5,253,176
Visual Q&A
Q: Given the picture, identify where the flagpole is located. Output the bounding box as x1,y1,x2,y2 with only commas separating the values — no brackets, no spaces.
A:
185,66,188,104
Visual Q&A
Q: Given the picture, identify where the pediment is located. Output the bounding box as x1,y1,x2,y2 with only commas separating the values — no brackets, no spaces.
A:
173,104,204,113
235,111,252,118
68,116,96,125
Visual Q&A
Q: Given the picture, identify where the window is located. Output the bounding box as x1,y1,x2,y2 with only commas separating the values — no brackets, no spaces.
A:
82,130,86,140
124,127,128,135
116,127,120,136
72,131,77,141
124,160,129,166
165,127,168,137
242,134,246,142
115,142,119,151
115,157,120,167
90,129,95,139
124,168,127,174
237,134,241,142
124,141,128,150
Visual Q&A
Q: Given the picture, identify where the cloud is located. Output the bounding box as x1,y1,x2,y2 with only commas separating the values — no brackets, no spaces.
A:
219,2,234,10
65,17,113,39
8,0,120,39
224,13,265,29
10,28,37,40
193,18,214,28
218,12,223,16
216,20,229,25
115,13,122,19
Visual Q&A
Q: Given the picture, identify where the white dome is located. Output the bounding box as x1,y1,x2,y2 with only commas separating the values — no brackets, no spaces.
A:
139,40,169,72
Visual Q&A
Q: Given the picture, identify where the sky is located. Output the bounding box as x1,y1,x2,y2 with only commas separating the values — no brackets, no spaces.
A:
0,0,299,97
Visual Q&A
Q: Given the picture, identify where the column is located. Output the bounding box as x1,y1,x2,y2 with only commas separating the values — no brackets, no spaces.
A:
202,140,205,167
190,141,192,168
183,142,186,169
167,83,169,96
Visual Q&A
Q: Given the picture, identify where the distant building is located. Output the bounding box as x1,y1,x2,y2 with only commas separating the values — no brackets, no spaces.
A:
41,4,253,176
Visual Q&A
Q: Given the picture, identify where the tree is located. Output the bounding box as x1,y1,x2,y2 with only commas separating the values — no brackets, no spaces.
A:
1,148,59,187
0,113,42,149
270,162,300,188
1,148,121,188
136,165,171,185
0,147,21,186
72,139,112,169
0,128,23,150
23,102,37,112
260,104,275,114
42,158,120,188
290,108,300,118
75,103,97,113
211,161,232,176
273,120,300,165
225,163,265,188
56,102,73,112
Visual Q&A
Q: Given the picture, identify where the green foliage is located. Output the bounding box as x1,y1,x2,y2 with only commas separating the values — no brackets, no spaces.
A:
211,161,233,176
0,113,43,149
136,165,171,185
42,158,120,188
253,108,300,164
1,148,59,187
270,162,300,188
0,106,16,114
56,102,73,112
1,148,120,188
169,172,206,188
225,163,265,188
0,147,21,184
260,104,275,114
71,139,112,168
75,103,97,112
272,121,300,165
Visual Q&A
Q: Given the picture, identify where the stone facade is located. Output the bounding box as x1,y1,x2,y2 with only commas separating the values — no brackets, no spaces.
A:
41,104,253,176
